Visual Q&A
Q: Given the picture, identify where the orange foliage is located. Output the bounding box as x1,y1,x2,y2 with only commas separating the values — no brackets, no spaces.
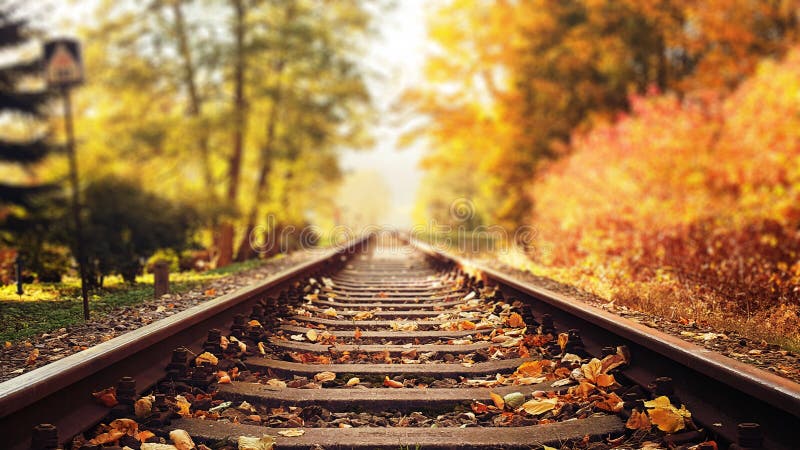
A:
528,47,800,327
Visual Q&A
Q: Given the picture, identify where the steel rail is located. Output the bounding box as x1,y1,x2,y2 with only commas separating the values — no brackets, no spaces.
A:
408,237,800,449
0,234,371,450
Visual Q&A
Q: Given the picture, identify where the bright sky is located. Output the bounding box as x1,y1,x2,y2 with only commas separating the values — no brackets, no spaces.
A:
34,0,429,228
339,0,428,228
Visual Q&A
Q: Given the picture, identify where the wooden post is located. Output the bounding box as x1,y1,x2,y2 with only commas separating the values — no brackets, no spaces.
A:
154,262,169,297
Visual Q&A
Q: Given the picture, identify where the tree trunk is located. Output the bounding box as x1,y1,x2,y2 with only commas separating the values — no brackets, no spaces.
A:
218,0,248,267
235,63,285,261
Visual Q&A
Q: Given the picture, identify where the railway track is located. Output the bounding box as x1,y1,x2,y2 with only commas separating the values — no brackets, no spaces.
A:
1,232,799,449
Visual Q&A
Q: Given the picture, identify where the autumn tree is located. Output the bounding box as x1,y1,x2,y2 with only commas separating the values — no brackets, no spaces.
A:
409,0,800,230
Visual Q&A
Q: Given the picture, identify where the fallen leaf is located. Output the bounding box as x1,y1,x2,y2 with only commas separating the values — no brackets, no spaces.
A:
26,349,39,365
557,333,568,352
507,312,525,328
490,391,505,409
503,392,526,409
205,288,216,296
277,429,305,437
258,342,267,355
626,409,651,430
290,334,306,341
238,435,275,450
314,371,336,383
353,311,374,320
596,373,615,388
383,376,404,388
459,320,477,330
217,372,232,384
175,395,191,417
248,320,262,327
195,352,218,366
169,429,195,450
346,377,360,386
89,430,126,445
323,308,338,317
581,358,603,384
514,360,545,378
595,392,624,412
141,444,178,450
266,379,287,389
306,329,318,342
471,401,489,414
648,407,685,433
135,397,153,418
92,387,118,407
354,327,362,340
138,430,156,442
521,397,558,415
110,418,139,436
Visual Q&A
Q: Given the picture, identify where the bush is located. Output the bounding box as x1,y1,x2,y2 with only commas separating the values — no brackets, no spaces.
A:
145,249,180,273
82,178,200,285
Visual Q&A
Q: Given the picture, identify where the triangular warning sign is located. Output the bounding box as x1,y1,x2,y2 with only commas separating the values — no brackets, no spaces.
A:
46,43,82,86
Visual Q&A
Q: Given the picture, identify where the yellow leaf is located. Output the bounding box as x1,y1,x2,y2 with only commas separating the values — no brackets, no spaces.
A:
514,360,545,377
353,311,374,320
314,371,336,383
323,308,338,317
521,397,557,415
643,396,672,409
346,377,360,386
238,435,275,450
306,329,318,342
195,352,218,366
648,407,685,433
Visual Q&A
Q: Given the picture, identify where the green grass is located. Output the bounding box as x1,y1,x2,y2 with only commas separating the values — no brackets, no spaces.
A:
0,256,283,343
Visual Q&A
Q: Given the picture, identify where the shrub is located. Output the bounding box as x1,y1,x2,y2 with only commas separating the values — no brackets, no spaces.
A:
82,178,200,285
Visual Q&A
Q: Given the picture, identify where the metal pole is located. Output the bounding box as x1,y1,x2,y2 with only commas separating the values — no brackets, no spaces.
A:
62,87,90,320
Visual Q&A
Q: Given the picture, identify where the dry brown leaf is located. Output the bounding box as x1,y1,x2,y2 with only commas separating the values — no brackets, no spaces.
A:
521,397,558,415
217,372,232,384
314,371,336,383
141,444,178,450
169,429,196,450
383,376,404,388
626,409,652,430
595,392,624,412
195,352,218,366
489,391,505,409
354,327,362,340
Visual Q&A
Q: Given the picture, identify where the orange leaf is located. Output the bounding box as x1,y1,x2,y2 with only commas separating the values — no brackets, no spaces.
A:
596,373,615,387
383,376,404,388
25,349,39,365
471,401,489,414
626,409,651,430
92,387,118,407
459,320,477,330
507,312,525,328
354,327,362,340
489,391,505,409
205,288,216,296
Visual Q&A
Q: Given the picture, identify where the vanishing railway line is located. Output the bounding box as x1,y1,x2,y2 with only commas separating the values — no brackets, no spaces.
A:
1,233,799,449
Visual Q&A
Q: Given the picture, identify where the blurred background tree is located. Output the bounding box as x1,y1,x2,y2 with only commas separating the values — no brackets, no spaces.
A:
0,7,65,283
